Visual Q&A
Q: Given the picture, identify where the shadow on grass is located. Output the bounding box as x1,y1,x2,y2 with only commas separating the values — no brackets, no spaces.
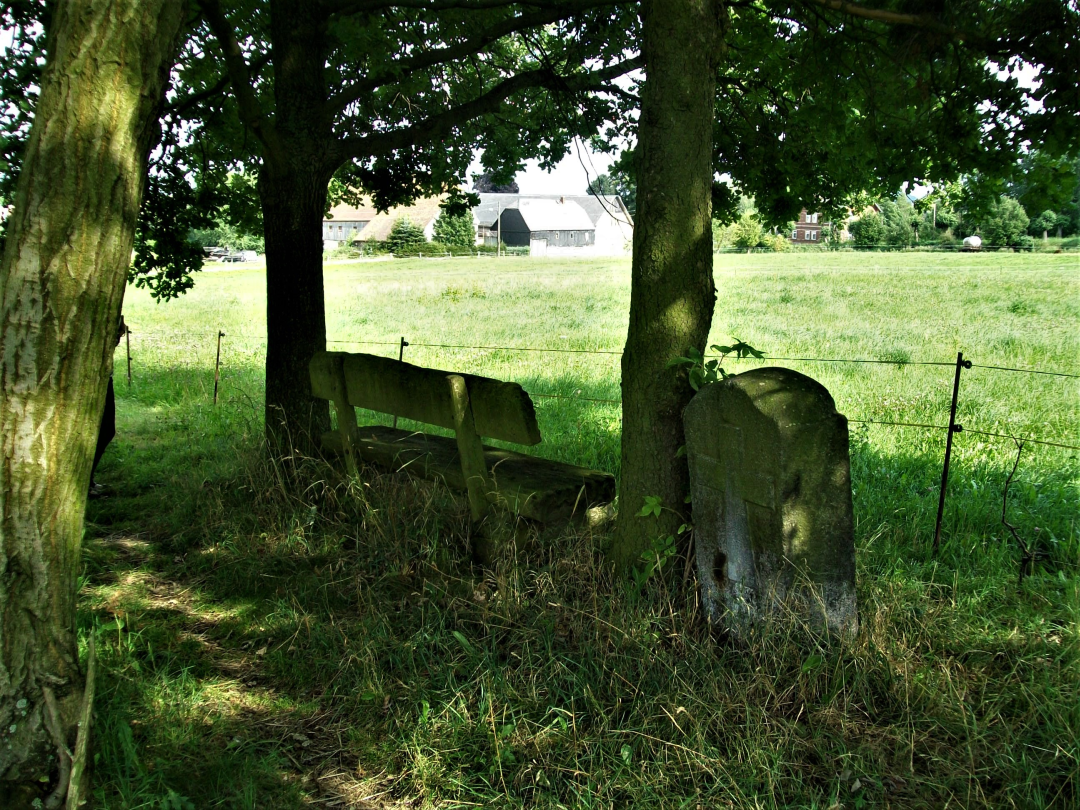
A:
80,380,1078,809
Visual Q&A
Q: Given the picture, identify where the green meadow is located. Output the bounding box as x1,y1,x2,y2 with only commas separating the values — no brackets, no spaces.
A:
85,252,1078,808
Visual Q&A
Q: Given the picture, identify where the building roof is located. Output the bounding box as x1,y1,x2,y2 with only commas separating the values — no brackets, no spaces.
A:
324,196,446,241
474,193,628,228
513,198,594,232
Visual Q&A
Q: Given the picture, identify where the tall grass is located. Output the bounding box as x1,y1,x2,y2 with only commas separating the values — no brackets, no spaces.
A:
82,252,1078,808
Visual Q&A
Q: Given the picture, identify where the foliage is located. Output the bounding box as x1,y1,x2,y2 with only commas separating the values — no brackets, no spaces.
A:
472,171,519,194
586,160,637,215
729,211,766,249
1009,150,1079,215
849,212,887,247
668,340,764,391
188,223,264,252
980,196,1030,247
385,218,427,252
760,232,791,252
597,0,1080,230
0,0,50,254
432,210,476,248
1029,209,1058,236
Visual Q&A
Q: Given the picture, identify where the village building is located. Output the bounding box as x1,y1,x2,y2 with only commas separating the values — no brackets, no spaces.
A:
474,193,633,256
322,196,445,250
790,209,829,244
322,191,634,256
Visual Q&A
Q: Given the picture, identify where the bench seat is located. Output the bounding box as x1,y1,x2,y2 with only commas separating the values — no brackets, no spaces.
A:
322,425,614,524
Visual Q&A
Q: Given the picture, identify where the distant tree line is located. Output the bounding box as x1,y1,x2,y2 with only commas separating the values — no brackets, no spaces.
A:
847,151,1079,249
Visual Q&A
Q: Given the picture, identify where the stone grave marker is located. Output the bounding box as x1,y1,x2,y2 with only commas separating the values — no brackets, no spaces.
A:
683,367,857,638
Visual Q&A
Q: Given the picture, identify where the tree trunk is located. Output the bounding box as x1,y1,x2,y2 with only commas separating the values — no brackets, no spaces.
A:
610,0,721,571
260,167,332,450
259,0,333,451
0,0,186,805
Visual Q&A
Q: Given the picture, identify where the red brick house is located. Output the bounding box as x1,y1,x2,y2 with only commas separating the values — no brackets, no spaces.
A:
790,209,829,244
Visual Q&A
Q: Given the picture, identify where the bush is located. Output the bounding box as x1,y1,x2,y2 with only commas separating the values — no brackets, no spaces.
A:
760,232,791,252
385,218,427,252
980,197,1030,247
849,213,886,247
432,211,476,248
730,212,765,249
189,225,264,253
390,241,482,258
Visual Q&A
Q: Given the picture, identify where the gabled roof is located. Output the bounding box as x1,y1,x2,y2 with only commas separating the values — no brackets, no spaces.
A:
474,193,626,228
325,196,445,241
513,198,594,231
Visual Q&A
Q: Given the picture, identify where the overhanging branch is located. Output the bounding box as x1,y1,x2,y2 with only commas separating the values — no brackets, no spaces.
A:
335,54,643,164
804,0,969,40
166,52,272,116
197,0,285,164
327,3,611,114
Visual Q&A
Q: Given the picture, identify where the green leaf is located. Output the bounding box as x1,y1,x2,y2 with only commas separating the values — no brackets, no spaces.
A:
637,495,663,517
452,630,475,655
801,654,824,673
620,744,633,763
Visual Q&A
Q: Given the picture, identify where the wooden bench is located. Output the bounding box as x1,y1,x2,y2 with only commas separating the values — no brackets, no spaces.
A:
309,351,615,525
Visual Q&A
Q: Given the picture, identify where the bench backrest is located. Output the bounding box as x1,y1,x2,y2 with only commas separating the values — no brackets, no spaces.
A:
310,351,541,446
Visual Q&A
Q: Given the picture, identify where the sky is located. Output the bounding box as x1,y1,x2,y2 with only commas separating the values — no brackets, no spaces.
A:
466,139,619,195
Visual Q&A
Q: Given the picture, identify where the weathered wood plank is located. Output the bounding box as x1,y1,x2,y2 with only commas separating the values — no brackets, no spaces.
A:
321,426,615,525
448,374,491,522
310,351,541,445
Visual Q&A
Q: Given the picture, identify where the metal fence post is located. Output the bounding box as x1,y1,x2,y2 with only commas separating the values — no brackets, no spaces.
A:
213,330,225,405
933,350,971,554
392,336,409,429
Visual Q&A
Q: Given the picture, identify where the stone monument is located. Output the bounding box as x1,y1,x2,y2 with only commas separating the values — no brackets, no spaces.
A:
683,367,857,638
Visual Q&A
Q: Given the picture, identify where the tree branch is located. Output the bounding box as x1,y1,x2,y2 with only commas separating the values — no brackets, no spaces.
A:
803,0,969,40
336,55,643,164
166,52,272,116
322,0,585,16
327,4,608,114
196,0,285,164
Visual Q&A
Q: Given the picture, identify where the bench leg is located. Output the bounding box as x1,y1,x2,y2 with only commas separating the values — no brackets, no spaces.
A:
332,397,360,475
447,374,491,523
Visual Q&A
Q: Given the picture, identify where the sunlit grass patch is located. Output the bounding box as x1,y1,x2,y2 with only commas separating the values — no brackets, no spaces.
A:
82,252,1079,808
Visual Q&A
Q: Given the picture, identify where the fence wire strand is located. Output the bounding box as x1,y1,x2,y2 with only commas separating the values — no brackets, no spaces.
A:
969,363,1080,380
125,329,1080,450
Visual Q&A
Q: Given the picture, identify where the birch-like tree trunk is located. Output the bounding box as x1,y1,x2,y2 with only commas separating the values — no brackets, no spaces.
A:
0,1,186,805
611,0,721,570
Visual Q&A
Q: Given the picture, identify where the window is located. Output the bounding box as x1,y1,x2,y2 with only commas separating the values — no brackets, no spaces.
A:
810,230,818,240
792,230,798,240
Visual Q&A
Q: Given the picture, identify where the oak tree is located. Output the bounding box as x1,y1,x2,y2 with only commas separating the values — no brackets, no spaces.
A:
0,0,188,804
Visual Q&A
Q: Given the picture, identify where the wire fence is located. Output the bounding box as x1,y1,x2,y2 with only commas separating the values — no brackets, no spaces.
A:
120,328,1080,452
117,326,1078,556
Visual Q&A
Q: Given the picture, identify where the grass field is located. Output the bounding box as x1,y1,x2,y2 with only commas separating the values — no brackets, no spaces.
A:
84,252,1078,808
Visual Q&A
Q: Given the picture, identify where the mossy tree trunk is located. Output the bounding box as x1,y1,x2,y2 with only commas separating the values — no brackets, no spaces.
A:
0,0,186,805
611,0,721,570
260,165,333,450
258,0,335,449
